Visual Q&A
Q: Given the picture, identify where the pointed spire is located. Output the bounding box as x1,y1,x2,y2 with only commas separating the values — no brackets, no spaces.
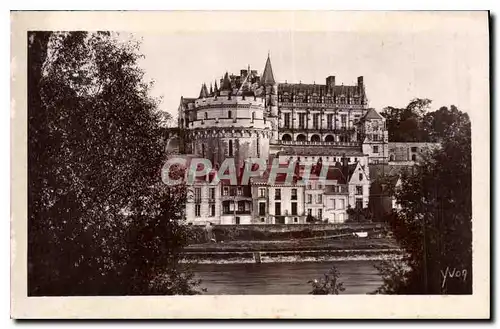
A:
199,83,208,98
214,80,218,93
221,72,232,91
209,83,213,95
260,53,276,85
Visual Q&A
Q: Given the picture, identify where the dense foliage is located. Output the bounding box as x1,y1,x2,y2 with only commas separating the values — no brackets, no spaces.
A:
381,98,470,143
375,105,472,294
28,32,200,295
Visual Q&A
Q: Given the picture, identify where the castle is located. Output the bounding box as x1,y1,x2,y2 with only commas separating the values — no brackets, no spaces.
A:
173,55,437,225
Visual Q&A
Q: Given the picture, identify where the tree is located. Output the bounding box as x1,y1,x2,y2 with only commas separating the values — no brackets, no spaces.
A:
346,206,372,222
381,98,432,142
422,105,470,142
309,266,346,295
374,106,472,294
28,32,200,295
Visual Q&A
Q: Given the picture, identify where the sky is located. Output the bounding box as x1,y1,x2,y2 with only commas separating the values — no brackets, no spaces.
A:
134,29,487,120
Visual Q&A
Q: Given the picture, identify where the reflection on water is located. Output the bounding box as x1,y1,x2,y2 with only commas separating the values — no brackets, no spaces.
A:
192,260,382,295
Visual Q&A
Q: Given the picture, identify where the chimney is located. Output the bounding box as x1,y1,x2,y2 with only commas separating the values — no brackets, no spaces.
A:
357,76,364,87
326,76,336,88
341,153,349,179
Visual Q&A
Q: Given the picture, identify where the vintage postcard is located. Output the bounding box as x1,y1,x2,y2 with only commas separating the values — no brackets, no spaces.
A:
11,11,490,319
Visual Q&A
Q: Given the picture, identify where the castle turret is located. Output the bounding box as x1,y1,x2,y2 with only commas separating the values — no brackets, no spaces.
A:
260,54,279,143
199,83,208,99
261,54,276,85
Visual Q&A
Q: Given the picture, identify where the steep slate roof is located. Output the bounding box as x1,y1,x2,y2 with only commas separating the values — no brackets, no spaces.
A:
260,55,276,85
198,83,209,98
363,108,384,120
278,83,364,98
221,72,232,91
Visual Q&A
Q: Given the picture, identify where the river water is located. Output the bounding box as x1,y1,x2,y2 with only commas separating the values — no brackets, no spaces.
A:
192,260,382,294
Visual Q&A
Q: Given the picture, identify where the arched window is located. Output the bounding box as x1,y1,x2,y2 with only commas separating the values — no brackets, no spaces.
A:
281,134,292,141
390,154,395,161
296,134,306,142
325,135,334,142
202,144,205,158
204,112,208,119
411,154,417,161
311,135,321,142
228,110,232,119
228,140,233,157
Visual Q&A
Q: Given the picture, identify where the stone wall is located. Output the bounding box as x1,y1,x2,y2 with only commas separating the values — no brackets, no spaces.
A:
388,142,441,162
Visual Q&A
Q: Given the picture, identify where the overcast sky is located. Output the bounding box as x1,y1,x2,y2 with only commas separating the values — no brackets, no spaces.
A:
135,29,486,120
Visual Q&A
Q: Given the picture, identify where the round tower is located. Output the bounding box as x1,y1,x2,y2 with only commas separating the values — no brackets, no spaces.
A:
188,78,273,169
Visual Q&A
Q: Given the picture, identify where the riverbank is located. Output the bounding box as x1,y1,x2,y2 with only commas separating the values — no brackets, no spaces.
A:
182,237,404,264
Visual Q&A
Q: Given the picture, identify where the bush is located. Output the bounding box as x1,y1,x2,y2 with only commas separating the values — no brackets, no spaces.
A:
308,266,346,295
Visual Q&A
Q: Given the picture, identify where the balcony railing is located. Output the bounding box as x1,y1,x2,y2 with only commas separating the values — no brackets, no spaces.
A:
222,210,252,215
279,140,360,147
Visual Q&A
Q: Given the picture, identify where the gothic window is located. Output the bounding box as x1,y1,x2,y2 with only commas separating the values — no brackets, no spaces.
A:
327,114,333,129
355,199,363,209
274,202,281,216
259,202,266,216
316,194,322,204
275,188,281,200
195,188,201,202
228,140,233,157
356,186,363,195
284,113,291,128
238,201,245,212
313,114,320,129
298,113,306,128
341,114,347,128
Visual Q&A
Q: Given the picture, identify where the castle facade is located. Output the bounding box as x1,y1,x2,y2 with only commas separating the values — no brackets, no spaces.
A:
174,55,434,225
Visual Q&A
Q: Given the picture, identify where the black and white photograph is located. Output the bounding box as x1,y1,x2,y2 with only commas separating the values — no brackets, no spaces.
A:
10,10,490,319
